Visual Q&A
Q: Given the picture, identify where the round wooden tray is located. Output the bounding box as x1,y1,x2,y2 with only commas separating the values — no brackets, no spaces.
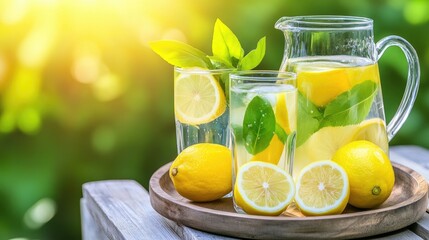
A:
149,162,428,239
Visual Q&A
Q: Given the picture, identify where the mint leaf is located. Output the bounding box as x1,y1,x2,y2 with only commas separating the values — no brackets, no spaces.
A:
212,19,244,66
238,37,266,70
296,92,322,146
243,96,276,155
150,40,211,68
275,123,288,144
320,80,377,128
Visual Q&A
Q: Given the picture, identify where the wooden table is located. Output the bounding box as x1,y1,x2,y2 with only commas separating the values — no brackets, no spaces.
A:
81,145,429,240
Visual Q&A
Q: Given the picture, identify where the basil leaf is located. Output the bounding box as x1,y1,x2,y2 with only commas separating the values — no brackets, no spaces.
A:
243,96,276,155
212,19,244,66
238,37,266,70
150,40,211,68
320,80,377,127
296,92,322,146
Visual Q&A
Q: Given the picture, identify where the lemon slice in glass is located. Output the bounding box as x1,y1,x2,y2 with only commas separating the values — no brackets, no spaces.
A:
295,160,350,216
351,118,388,153
175,68,226,125
234,161,295,216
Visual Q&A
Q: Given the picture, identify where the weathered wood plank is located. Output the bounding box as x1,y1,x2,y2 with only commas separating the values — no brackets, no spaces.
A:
81,146,429,240
409,213,429,240
83,180,181,240
390,146,429,181
368,229,423,240
81,198,109,240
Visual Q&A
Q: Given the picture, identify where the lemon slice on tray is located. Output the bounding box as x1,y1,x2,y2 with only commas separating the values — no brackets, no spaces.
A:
295,160,349,216
174,68,226,125
234,161,295,216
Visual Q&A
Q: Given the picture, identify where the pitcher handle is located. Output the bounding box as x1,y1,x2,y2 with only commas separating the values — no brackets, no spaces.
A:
375,36,420,142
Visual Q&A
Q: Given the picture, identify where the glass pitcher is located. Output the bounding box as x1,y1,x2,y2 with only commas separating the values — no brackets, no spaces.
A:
275,16,420,178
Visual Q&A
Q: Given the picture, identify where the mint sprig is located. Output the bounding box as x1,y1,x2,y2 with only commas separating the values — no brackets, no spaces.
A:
150,19,266,71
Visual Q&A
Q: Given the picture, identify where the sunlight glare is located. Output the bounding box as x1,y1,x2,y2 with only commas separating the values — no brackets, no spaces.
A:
1,0,30,25
72,42,103,84
92,73,124,101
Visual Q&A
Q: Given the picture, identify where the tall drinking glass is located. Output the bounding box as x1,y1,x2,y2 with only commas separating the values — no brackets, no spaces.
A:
174,67,232,153
230,71,297,215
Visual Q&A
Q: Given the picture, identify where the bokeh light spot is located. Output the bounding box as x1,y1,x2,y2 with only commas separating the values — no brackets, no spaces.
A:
404,0,429,25
92,73,123,101
18,22,56,68
91,125,116,153
72,42,103,84
1,0,30,25
17,108,41,134
23,198,57,229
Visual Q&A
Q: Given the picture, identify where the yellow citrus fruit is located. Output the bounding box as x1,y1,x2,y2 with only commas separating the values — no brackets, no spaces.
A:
295,160,350,216
174,68,226,125
297,65,350,107
169,143,232,202
294,124,356,177
250,134,284,165
351,118,389,154
234,161,295,216
332,140,395,209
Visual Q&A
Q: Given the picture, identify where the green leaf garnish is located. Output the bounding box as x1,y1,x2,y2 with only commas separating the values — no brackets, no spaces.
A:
149,40,212,68
320,80,377,128
275,123,288,144
149,19,266,71
212,19,244,66
238,37,266,70
296,92,322,146
243,96,276,155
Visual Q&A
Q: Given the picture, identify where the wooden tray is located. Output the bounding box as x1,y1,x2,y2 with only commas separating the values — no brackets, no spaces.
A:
149,162,428,239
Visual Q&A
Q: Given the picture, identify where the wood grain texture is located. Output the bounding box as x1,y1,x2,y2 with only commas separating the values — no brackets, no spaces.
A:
82,180,181,240
149,161,428,239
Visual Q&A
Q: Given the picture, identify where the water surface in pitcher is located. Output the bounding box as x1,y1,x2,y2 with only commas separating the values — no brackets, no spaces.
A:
283,56,388,178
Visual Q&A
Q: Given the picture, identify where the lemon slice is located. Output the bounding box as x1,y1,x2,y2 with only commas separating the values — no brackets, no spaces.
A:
351,118,388,153
295,160,350,216
234,161,295,216
174,68,226,125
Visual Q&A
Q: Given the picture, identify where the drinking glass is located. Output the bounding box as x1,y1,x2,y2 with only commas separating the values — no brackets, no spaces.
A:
229,71,297,214
174,67,232,153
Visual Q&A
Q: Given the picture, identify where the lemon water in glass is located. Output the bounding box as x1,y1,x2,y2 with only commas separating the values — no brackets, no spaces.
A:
174,67,232,153
229,71,297,215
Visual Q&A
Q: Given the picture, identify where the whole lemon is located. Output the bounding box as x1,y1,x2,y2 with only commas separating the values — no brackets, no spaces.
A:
169,143,232,202
332,140,395,209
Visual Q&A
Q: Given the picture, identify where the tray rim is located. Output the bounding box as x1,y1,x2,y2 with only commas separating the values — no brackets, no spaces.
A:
149,161,428,239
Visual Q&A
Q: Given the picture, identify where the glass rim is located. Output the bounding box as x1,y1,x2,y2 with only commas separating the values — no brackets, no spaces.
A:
230,70,296,81
275,15,373,31
174,67,236,74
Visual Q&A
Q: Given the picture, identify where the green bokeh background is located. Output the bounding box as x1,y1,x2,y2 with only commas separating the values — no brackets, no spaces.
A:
0,0,427,239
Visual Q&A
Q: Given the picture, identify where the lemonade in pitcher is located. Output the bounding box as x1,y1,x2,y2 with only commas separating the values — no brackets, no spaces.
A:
285,56,389,178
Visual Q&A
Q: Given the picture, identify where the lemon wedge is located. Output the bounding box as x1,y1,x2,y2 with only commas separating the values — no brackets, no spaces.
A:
294,125,356,177
250,134,284,165
234,161,295,216
351,118,388,153
295,160,350,216
174,68,226,125
297,65,351,107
